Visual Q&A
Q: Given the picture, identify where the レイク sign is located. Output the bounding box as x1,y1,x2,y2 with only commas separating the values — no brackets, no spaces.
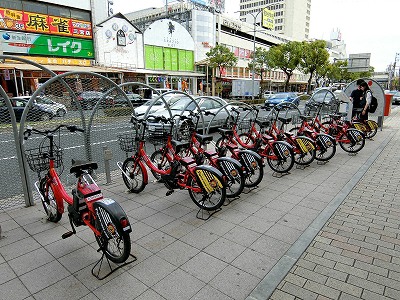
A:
0,30,94,58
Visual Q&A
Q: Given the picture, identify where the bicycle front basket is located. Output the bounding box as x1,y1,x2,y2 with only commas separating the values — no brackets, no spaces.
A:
25,144,63,172
117,132,138,152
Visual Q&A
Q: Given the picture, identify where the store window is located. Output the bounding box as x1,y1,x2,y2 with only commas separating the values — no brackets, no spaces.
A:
0,0,22,10
22,0,47,14
48,4,70,18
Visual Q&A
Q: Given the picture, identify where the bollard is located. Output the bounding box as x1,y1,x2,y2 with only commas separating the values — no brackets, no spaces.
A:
0,224,2,239
103,146,113,184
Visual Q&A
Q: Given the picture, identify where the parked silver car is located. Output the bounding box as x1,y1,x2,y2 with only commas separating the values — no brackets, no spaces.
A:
145,96,235,139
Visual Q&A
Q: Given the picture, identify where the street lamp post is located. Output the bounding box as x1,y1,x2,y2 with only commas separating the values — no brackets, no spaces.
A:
248,10,263,101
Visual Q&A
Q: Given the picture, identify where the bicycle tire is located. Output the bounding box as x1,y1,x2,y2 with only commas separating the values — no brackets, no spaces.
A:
365,120,378,139
293,136,316,165
266,142,294,173
314,134,336,161
187,168,226,211
94,208,131,264
237,150,264,187
39,177,62,222
217,157,245,198
122,157,146,193
150,149,171,181
338,130,365,153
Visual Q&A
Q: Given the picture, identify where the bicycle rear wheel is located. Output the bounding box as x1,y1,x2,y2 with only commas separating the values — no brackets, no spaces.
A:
338,130,365,153
217,158,244,198
365,120,378,139
187,168,226,211
314,134,336,161
39,178,62,222
237,150,263,187
266,142,294,173
95,208,131,264
122,157,146,193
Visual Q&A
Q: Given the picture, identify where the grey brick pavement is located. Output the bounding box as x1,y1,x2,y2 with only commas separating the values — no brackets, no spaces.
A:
0,107,399,300
269,109,400,300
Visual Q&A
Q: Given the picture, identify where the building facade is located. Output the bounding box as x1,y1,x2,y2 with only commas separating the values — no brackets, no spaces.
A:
239,0,311,41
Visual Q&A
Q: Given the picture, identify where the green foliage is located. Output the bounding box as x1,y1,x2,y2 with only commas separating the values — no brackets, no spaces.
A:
206,44,238,78
267,41,303,91
300,40,330,93
248,47,271,96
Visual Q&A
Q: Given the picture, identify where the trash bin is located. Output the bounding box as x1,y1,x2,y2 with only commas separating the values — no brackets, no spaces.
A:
384,94,393,116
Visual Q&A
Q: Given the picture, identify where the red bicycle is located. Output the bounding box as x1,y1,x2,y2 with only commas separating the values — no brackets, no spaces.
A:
217,106,295,174
24,125,132,264
117,115,226,211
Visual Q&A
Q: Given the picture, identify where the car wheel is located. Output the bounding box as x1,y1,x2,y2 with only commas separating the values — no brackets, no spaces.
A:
57,109,66,117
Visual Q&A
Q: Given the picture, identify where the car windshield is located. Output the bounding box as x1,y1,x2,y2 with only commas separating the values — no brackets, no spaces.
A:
169,97,196,110
35,97,53,104
269,93,292,99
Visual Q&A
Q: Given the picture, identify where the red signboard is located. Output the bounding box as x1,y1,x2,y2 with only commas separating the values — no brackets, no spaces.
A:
0,7,92,39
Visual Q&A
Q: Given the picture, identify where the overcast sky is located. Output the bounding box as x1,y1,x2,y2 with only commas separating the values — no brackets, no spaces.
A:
112,0,400,72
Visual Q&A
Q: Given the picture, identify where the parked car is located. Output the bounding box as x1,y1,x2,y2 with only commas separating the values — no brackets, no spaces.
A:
146,96,236,139
134,93,185,116
113,93,145,107
263,91,274,99
0,97,55,122
264,92,299,108
304,89,339,115
72,91,114,110
392,91,400,105
16,96,67,117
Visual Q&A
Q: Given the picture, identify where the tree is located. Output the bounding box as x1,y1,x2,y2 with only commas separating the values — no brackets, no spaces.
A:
248,47,270,96
206,44,238,78
299,40,330,94
266,41,302,92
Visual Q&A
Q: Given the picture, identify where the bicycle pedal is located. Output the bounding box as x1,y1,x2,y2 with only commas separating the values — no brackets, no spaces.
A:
62,231,75,239
166,190,174,196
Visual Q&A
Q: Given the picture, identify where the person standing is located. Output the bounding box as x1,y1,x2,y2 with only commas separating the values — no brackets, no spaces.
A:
349,79,365,118
359,81,372,120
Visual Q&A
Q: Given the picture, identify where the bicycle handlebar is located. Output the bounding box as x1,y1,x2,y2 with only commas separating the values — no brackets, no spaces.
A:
23,125,84,140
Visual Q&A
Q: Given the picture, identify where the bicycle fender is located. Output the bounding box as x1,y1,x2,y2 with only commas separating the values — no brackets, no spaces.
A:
315,133,336,149
194,165,225,193
138,160,149,184
294,136,316,153
93,198,132,234
237,149,262,162
216,156,243,178
272,140,293,159
346,128,365,144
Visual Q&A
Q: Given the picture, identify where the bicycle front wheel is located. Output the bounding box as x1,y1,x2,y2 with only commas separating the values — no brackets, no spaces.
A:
95,211,131,264
39,178,62,222
187,169,226,211
122,157,146,193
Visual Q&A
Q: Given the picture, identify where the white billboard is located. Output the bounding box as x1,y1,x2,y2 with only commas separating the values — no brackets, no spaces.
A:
144,19,194,50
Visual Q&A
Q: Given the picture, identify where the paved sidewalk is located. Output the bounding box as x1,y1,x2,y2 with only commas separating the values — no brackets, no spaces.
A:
0,107,399,300
268,110,400,300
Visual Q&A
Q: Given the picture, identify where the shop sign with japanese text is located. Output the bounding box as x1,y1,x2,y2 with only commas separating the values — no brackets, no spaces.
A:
0,30,94,58
0,7,92,39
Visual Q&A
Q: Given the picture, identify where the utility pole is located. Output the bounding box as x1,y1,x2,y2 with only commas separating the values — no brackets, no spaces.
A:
248,10,263,101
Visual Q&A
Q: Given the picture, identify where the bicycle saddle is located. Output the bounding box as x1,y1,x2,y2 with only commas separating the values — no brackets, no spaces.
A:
70,160,98,174
278,117,292,124
195,133,213,144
